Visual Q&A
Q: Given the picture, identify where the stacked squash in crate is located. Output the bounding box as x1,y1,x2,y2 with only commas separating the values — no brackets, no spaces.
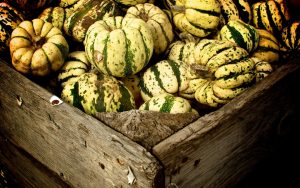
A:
1,0,299,117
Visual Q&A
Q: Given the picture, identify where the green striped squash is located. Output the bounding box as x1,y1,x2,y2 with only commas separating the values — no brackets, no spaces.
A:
58,51,91,87
251,29,280,63
38,7,67,30
219,0,251,24
281,21,300,58
139,93,196,114
9,18,69,76
0,2,24,52
193,39,255,107
219,19,259,53
64,0,122,42
252,0,290,39
61,72,136,115
125,3,174,55
139,59,193,102
84,16,154,78
172,0,221,38
167,33,199,66
251,57,273,82
114,0,155,7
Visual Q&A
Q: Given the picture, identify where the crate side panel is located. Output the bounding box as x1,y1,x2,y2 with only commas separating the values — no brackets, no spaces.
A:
153,61,300,188
0,62,163,188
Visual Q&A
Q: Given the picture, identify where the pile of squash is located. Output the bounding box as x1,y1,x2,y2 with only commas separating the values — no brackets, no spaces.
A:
0,0,299,115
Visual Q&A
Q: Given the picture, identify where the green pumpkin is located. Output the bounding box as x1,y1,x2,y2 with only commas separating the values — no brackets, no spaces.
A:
61,72,136,115
84,16,154,77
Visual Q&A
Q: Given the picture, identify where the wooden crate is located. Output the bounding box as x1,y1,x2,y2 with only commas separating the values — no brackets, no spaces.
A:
1,57,300,188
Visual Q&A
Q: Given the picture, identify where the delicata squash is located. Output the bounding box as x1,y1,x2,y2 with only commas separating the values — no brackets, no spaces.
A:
9,18,69,76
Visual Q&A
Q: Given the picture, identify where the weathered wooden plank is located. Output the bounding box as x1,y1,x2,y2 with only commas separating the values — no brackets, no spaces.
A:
0,133,71,188
153,60,300,188
0,61,163,188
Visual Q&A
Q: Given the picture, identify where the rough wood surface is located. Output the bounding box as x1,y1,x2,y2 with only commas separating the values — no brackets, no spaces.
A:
153,60,300,188
0,61,163,188
0,133,71,188
95,110,199,150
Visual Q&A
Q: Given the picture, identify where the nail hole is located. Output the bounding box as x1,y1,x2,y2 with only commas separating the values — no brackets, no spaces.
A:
194,159,200,168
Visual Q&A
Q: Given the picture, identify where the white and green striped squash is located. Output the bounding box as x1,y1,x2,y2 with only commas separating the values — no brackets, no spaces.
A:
167,32,199,66
219,19,259,53
281,21,300,58
139,93,196,114
191,39,255,107
64,0,122,42
38,7,67,30
125,3,174,55
219,0,251,24
114,0,155,7
58,51,90,87
251,57,273,82
171,0,221,38
84,16,154,78
251,29,280,63
139,59,195,102
252,0,290,39
61,72,136,115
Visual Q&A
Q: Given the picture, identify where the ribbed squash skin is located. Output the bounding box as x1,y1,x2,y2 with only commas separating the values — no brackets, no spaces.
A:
84,16,154,78
252,0,290,39
115,0,155,7
139,59,194,102
219,19,259,53
172,0,221,38
281,21,300,57
64,0,122,42
219,0,252,24
125,3,174,55
58,51,90,87
252,29,280,63
251,57,273,82
38,6,67,30
139,93,194,114
0,2,24,52
61,72,136,115
9,18,69,76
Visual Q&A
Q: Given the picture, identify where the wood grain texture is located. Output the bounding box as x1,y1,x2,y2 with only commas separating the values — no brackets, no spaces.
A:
0,61,163,188
95,110,199,150
153,59,300,188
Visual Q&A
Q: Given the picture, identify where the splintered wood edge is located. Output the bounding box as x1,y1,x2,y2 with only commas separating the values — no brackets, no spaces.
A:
0,61,163,188
153,59,300,158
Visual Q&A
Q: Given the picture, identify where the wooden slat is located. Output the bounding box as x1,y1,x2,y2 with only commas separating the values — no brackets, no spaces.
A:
153,60,300,188
0,61,163,188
